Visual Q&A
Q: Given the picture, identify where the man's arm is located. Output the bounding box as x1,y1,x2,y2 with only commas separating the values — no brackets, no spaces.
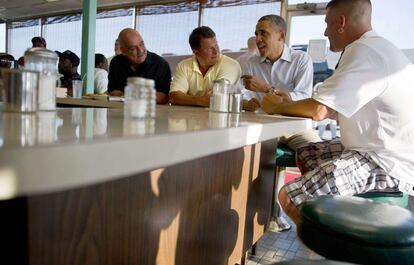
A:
169,91,212,107
262,94,337,121
154,58,172,104
156,92,169,104
107,56,125,94
289,53,314,101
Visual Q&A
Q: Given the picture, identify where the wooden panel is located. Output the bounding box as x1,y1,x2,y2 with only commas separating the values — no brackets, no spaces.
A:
1,142,274,265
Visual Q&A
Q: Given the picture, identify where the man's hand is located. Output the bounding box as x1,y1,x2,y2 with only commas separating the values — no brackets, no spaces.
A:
262,93,285,114
196,90,212,107
110,90,124,97
243,98,261,112
242,75,271,93
273,88,292,102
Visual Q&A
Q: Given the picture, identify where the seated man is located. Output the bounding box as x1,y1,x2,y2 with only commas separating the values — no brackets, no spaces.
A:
108,28,171,104
169,26,241,107
243,15,320,149
0,53,15,68
56,50,81,96
261,0,414,225
94,53,108,94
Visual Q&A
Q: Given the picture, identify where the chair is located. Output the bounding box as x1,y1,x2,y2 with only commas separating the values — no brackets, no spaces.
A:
268,146,296,232
297,195,414,265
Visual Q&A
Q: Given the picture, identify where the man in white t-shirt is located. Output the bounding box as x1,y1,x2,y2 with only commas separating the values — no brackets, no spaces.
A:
262,0,414,225
94,53,108,94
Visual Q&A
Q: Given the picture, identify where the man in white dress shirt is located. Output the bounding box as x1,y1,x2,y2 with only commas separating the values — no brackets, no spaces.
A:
262,0,414,225
94,53,108,94
243,14,320,149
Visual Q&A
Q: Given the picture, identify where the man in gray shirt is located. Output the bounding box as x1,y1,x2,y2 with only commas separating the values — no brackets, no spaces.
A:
242,15,320,150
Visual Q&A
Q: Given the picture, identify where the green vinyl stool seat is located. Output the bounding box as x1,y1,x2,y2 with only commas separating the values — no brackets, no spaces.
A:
298,195,414,265
276,146,297,167
272,260,359,265
356,191,409,208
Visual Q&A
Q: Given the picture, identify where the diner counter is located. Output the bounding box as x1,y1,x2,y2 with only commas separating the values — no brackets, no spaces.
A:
0,105,311,199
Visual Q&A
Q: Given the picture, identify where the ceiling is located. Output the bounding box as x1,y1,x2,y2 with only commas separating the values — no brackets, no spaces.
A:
0,0,177,22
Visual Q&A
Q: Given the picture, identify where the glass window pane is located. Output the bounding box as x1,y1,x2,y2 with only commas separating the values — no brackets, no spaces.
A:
0,23,5,52
96,9,134,58
288,0,327,4
371,0,414,49
7,20,40,59
137,11,198,55
289,15,326,47
43,16,82,58
202,2,281,52
289,15,340,69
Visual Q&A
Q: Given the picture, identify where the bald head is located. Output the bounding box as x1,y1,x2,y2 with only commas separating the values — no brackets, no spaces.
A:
118,28,147,65
247,37,256,49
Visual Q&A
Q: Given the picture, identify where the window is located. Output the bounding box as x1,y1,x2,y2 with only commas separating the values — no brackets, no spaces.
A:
136,2,199,55
43,15,82,58
202,1,281,52
288,0,327,4
7,19,41,58
371,0,414,49
96,8,134,58
289,15,340,69
0,23,5,52
289,15,326,47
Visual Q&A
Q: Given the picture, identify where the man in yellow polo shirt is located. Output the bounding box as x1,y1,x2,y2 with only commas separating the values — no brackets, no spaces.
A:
169,26,241,107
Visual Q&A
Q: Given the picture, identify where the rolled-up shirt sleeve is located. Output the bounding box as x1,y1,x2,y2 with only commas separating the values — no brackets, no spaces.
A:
170,61,190,94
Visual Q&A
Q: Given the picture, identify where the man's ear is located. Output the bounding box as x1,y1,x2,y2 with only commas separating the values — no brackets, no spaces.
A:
339,14,346,30
279,31,286,42
192,49,199,56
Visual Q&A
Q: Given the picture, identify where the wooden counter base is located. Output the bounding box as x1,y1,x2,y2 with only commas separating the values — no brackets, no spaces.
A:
0,141,275,265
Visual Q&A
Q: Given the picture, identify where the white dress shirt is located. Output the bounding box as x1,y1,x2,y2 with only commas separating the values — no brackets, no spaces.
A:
243,45,313,101
94,68,108,94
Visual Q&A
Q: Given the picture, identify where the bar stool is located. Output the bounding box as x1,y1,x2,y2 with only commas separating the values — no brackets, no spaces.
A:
271,260,359,265
356,191,409,208
268,146,296,232
297,195,414,265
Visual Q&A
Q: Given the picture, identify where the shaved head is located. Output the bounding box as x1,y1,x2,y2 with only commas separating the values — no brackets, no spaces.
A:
327,0,372,24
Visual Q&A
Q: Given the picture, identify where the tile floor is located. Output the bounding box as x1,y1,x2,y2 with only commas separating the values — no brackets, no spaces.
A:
246,197,414,265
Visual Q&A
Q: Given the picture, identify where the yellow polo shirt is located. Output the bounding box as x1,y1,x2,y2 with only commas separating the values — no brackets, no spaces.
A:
170,55,241,96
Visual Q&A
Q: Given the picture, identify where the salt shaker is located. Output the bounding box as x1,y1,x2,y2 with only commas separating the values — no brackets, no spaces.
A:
24,48,59,111
124,77,148,119
209,78,231,112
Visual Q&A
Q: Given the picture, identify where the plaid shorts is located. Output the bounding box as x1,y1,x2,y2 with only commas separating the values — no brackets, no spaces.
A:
284,138,414,206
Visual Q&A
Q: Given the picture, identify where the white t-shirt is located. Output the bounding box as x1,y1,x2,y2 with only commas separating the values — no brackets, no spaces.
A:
314,31,414,185
94,68,108,94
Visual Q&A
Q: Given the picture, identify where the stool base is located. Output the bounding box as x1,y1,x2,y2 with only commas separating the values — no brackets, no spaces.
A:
268,216,291,232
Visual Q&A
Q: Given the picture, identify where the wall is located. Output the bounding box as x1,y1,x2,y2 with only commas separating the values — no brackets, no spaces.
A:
403,49,414,63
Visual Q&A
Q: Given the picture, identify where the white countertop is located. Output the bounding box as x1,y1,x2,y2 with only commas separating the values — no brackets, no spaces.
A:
0,105,311,200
